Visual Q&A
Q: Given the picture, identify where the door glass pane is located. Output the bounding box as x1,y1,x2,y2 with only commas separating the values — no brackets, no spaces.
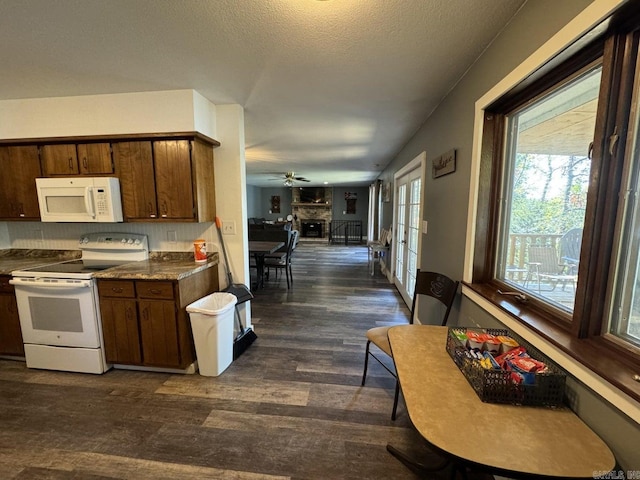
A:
497,65,601,313
608,72,640,349
395,184,406,282
406,177,421,297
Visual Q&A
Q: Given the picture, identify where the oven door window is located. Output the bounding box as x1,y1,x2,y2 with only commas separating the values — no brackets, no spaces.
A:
15,283,100,348
29,297,83,333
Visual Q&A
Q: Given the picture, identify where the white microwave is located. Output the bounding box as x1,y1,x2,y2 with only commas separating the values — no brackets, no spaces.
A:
36,177,124,223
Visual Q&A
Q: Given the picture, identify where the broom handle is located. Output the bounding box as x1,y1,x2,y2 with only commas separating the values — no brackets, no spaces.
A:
215,217,234,286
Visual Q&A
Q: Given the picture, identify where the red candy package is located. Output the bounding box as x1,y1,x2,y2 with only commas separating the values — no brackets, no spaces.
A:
510,356,547,373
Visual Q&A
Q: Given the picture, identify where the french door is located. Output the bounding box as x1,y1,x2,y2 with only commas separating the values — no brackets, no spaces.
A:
393,161,423,306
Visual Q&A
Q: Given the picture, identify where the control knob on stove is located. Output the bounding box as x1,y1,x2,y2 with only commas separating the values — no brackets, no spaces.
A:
79,236,89,244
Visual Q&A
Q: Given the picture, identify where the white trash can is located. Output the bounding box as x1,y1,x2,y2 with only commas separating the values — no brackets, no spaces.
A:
186,292,237,376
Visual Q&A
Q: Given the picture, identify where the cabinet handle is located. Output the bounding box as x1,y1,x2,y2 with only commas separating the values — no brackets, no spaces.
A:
126,307,133,321
148,202,156,218
69,157,74,170
148,289,162,295
111,287,124,293
161,201,168,218
82,157,88,170
18,202,24,217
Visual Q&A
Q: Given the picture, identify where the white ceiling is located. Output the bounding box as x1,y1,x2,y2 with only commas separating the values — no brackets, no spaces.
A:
0,0,525,187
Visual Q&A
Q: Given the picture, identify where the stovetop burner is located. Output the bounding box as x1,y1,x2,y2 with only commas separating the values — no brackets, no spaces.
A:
21,259,125,275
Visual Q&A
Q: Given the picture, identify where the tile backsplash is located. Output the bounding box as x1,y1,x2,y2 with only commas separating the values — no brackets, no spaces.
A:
7,222,218,253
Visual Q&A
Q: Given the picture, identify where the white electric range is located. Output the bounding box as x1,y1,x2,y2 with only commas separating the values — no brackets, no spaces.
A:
10,233,149,374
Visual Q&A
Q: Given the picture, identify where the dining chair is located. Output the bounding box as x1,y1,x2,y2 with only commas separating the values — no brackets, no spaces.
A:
264,230,298,289
361,270,458,420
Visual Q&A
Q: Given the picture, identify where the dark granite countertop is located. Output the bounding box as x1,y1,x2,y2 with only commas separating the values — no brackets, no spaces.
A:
92,251,220,281
0,249,81,275
0,249,219,280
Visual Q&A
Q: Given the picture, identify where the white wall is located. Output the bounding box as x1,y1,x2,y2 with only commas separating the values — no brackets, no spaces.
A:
0,90,200,138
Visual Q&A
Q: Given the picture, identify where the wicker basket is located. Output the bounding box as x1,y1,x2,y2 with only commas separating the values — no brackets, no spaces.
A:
446,327,566,407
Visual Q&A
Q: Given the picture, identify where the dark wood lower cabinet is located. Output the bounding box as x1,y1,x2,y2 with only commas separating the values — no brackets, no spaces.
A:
0,275,25,356
99,297,141,365
98,267,218,370
138,300,180,367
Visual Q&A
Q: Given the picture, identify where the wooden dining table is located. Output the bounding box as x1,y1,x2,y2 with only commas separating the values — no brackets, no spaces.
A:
387,325,616,479
248,240,284,290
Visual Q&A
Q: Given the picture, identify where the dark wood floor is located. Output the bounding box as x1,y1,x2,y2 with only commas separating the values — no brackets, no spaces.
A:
0,242,453,479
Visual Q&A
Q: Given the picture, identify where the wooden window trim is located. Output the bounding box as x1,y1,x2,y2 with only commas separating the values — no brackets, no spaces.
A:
470,13,640,404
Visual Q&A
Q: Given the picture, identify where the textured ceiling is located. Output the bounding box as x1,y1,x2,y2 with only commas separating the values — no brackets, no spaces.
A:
0,0,526,187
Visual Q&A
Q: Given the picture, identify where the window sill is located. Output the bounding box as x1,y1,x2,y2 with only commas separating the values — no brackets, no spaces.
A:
462,282,640,421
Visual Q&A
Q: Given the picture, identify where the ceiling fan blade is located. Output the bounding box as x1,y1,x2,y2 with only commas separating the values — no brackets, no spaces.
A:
295,177,310,182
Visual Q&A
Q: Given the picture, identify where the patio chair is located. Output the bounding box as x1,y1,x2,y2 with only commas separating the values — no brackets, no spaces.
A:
559,228,582,274
525,246,577,293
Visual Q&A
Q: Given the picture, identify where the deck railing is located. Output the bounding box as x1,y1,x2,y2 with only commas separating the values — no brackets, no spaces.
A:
505,233,563,281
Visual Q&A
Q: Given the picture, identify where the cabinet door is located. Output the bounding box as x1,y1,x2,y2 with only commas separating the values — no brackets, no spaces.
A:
100,297,142,365
138,300,180,367
0,146,41,220
112,141,158,220
0,277,25,356
41,144,79,175
77,143,113,174
153,140,195,220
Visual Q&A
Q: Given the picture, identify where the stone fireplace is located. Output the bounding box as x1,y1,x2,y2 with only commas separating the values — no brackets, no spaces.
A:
291,187,333,239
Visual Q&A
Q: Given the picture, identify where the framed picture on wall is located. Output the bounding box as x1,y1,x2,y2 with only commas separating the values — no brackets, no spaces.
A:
432,149,456,178
382,182,391,202
271,195,281,213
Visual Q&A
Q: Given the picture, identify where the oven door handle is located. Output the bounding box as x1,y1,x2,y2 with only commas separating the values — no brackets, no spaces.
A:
9,279,93,289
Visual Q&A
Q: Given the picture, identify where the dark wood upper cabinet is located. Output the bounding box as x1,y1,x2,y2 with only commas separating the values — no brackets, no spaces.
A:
112,141,158,219
153,140,195,220
41,143,113,176
0,131,218,223
77,143,113,174
41,144,79,175
0,145,42,220
113,137,215,222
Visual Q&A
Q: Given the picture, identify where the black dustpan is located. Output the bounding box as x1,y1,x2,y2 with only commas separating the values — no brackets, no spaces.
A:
215,217,257,359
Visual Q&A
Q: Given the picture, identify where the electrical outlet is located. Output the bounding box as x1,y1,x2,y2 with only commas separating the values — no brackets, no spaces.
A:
422,220,428,235
167,230,177,243
222,221,236,235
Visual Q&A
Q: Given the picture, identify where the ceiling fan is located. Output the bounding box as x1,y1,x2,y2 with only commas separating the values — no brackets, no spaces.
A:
272,171,310,186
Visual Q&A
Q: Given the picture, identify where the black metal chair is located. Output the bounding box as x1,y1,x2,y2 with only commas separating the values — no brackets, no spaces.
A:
361,270,458,420
264,230,298,289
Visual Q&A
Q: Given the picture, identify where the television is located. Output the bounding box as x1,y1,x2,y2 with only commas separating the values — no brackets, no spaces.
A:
298,187,326,204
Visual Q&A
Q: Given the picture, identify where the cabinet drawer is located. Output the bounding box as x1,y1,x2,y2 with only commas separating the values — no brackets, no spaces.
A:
98,280,135,298
136,281,175,300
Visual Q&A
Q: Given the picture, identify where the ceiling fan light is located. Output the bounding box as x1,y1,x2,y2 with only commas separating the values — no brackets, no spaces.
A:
284,178,293,187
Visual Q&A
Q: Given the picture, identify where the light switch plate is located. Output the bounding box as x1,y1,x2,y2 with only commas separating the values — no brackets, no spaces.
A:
167,230,177,243
422,220,428,235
